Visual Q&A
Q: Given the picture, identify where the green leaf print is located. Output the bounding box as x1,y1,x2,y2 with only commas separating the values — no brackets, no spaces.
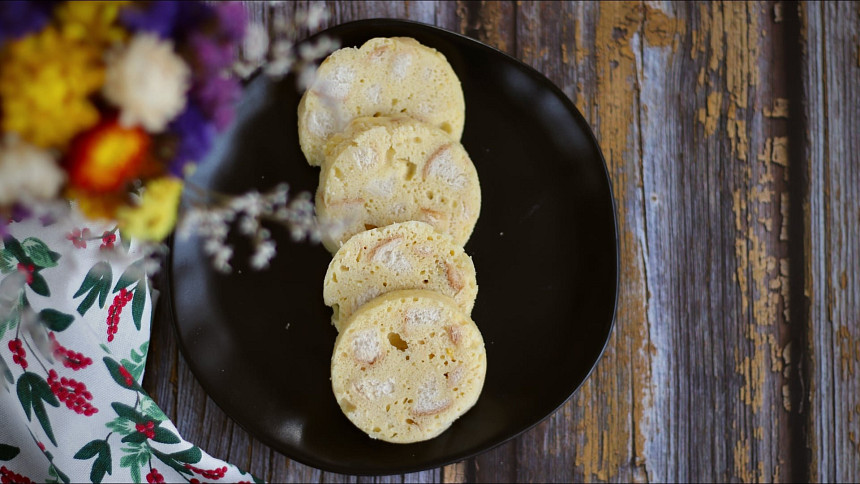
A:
21,238,60,269
2,236,28,264
120,342,149,382
120,432,147,445
139,395,167,421
131,285,145,330
92,447,112,484
73,262,112,316
16,372,60,446
119,442,149,484
0,443,20,461
111,402,150,425
167,446,201,465
113,260,145,293
48,462,70,484
73,440,103,460
0,249,14,273
28,272,50,297
150,447,194,476
45,464,59,484
39,309,74,332
104,357,144,392
114,260,146,330
151,427,180,445
105,416,136,435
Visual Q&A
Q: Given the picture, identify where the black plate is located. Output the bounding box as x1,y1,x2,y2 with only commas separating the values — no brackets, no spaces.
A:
165,19,618,475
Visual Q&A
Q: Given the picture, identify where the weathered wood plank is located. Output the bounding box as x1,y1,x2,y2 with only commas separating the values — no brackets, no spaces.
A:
677,2,795,482
800,1,860,481
141,2,860,482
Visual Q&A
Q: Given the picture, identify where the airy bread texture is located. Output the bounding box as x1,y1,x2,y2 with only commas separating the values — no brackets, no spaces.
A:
331,290,487,443
324,221,478,332
316,116,481,252
297,37,466,166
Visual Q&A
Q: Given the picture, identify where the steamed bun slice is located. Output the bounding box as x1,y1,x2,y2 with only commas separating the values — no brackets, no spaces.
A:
316,116,481,252
331,290,487,443
298,37,466,166
324,221,478,332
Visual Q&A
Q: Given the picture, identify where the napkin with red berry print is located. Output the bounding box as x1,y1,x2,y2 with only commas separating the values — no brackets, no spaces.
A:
0,210,260,483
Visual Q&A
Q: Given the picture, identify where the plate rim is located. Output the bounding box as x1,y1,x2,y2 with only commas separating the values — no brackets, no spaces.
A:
164,17,620,475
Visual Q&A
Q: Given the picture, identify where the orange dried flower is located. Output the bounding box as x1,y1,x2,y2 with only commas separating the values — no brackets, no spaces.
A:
65,118,150,194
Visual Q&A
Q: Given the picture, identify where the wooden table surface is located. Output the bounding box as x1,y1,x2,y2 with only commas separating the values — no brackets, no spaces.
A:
143,2,860,482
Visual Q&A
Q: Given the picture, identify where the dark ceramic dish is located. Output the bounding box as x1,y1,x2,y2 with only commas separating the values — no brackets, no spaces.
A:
165,19,617,475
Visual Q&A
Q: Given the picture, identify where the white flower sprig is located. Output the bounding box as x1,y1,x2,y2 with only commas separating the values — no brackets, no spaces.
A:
234,2,340,90
178,183,327,273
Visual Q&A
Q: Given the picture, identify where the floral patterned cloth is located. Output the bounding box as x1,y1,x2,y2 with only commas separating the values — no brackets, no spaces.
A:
0,210,259,483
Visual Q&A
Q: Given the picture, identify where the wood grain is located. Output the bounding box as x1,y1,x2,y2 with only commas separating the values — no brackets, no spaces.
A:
801,2,860,482
142,1,860,481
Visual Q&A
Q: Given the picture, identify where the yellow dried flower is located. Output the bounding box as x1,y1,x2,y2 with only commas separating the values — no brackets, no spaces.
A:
54,1,129,46
0,27,105,148
116,177,184,241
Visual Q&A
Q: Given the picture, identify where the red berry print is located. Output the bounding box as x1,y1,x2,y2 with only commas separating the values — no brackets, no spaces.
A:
47,369,98,416
48,333,92,370
105,288,133,342
0,466,35,484
7,339,27,369
118,365,135,386
16,263,34,285
135,420,156,439
100,231,116,250
37,442,45,452
145,468,165,484
185,464,228,480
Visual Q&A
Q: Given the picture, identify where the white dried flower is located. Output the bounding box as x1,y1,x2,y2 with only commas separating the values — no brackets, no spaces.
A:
212,245,233,273
304,3,329,29
0,135,65,205
251,239,276,270
0,353,12,392
243,23,269,63
239,215,258,235
22,306,54,365
103,34,191,133
0,272,25,324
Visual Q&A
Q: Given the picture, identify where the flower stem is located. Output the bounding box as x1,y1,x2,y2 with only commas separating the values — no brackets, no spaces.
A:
20,335,48,375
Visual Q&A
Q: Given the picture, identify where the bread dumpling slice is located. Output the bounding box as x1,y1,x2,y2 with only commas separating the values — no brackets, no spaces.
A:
316,116,481,252
324,221,478,332
298,37,465,166
331,289,487,443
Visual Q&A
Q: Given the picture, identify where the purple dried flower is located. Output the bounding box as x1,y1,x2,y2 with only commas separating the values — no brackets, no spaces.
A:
172,1,215,40
119,1,179,39
188,32,235,75
214,2,247,43
0,1,55,42
168,103,216,177
10,204,30,223
1,203,31,238
192,76,241,131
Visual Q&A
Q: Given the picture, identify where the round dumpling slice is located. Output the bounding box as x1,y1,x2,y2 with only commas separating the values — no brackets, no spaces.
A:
316,116,481,252
331,290,487,443
297,37,466,166
324,221,478,332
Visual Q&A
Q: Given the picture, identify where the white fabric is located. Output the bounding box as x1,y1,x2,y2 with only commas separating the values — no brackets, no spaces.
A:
0,211,258,483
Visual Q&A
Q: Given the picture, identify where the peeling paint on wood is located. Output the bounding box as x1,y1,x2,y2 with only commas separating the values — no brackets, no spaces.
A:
138,2,860,482
764,98,790,118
